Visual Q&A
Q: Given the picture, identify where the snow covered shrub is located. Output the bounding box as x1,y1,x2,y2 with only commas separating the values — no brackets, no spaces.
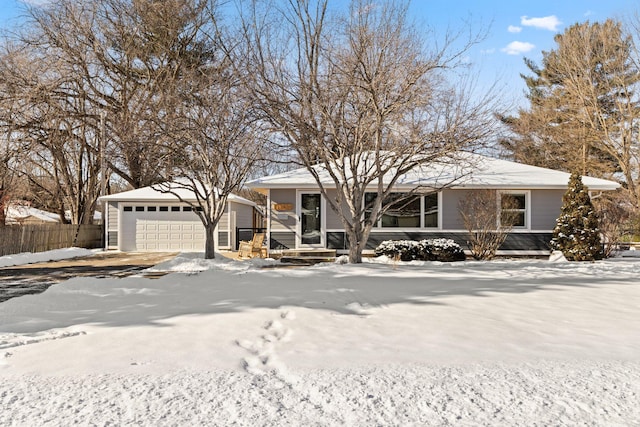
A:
551,173,603,261
374,239,465,262
374,240,420,261
418,238,466,262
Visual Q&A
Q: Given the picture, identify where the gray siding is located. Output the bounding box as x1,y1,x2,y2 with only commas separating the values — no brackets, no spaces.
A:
324,189,350,229
442,189,472,230
270,189,296,232
270,231,295,250
108,202,118,231
107,231,118,247
218,204,230,230
531,189,563,230
218,230,229,247
234,203,254,229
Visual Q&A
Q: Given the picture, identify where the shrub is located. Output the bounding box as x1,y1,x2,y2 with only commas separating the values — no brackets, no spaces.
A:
375,239,465,262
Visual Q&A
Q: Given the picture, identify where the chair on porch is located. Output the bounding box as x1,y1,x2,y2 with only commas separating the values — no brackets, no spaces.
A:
238,232,267,258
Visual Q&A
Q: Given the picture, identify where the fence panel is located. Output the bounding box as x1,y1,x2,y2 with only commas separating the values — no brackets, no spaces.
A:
0,224,103,257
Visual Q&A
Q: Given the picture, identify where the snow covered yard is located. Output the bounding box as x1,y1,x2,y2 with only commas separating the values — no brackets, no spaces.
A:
1,252,639,425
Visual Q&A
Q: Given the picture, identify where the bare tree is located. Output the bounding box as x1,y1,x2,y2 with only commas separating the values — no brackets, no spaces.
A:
0,39,102,224
246,0,499,262
459,190,519,260
148,1,267,259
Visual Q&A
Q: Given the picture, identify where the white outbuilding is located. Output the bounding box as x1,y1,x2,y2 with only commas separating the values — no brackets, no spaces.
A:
100,184,262,252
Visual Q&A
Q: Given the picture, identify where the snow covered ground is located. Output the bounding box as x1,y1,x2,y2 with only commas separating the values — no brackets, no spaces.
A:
1,251,639,425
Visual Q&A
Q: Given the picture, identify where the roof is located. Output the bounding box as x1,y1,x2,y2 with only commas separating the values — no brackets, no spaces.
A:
99,182,257,207
6,205,60,223
246,152,621,191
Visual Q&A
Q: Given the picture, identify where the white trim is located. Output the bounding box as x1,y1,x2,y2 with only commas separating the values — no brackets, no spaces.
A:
296,190,326,248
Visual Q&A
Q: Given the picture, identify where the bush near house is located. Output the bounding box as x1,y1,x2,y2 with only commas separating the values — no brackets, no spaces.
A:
375,239,466,262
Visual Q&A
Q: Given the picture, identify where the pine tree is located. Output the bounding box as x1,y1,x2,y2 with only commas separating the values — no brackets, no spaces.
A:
552,173,603,261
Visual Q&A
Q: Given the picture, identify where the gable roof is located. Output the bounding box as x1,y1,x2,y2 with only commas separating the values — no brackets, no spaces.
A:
246,152,620,191
99,182,257,206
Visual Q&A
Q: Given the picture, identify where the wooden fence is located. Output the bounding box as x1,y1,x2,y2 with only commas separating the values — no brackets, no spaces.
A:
0,224,103,257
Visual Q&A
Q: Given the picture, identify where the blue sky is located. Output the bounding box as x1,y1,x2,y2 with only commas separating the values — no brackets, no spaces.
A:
1,0,638,105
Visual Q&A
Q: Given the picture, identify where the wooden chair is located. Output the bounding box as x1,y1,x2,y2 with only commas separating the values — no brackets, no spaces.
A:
238,233,266,258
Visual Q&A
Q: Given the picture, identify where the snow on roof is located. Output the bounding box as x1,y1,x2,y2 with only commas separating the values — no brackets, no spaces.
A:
6,205,60,223
99,181,257,206
246,152,620,191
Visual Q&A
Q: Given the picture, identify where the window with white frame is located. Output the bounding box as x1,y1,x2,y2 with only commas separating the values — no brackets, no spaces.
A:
499,192,527,228
365,192,439,228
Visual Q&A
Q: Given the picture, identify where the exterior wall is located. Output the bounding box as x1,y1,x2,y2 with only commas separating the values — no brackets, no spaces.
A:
324,189,349,230
269,189,297,232
267,186,564,253
218,204,229,230
233,202,254,229
107,201,118,248
531,189,563,230
441,189,471,230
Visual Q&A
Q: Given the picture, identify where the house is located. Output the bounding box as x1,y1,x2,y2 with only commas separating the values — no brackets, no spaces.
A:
246,153,620,256
100,183,261,252
5,204,60,225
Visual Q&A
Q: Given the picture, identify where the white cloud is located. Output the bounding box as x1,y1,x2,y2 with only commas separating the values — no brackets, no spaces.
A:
521,15,562,31
508,25,522,33
481,48,496,55
501,41,535,55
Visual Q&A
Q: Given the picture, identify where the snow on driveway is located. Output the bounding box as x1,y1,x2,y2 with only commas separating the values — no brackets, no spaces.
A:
1,253,639,425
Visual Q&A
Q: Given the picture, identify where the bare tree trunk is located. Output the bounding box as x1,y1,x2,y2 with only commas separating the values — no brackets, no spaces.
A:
204,223,216,260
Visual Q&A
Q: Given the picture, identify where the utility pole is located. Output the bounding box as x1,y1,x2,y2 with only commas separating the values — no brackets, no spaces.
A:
100,111,107,250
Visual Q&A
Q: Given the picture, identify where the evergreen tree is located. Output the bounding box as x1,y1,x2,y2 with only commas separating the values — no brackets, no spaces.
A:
552,173,603,261
499,19,640,199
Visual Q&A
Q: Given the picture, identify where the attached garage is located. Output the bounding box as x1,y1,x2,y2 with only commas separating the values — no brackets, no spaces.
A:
100,184,261,252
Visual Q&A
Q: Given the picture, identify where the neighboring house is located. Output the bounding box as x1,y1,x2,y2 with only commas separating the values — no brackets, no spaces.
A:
246,153,620,256
100,184,261,252
5,204,60,225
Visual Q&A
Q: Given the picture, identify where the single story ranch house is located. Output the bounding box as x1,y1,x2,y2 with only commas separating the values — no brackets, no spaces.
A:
246,153,620,256
100,184,261,252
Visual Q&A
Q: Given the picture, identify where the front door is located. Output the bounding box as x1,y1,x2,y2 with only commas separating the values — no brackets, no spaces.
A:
299,193,323,247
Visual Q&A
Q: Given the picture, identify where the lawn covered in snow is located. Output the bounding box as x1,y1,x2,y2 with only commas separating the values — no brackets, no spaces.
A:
1,252,639,425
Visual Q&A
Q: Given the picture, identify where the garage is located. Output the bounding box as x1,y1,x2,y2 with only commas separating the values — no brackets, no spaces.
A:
100,183,261,252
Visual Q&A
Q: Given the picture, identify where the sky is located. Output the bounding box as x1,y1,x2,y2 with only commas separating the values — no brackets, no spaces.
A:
0,0,638,107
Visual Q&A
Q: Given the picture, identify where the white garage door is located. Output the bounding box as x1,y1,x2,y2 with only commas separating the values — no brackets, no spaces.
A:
120,205,208,252
136,220,205,251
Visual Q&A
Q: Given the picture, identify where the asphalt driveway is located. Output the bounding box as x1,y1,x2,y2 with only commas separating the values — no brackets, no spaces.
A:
0,251,177,303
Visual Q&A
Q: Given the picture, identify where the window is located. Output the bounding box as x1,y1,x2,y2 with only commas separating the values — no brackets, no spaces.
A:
147,206,157,212
424,193,438,228
381,194,421,228
123,206,133,212
500,192,527,228
365,192,439,228
171,206,180,212
183,206,192,212
135,206,144,212
195,206,204,212
159,206,169,212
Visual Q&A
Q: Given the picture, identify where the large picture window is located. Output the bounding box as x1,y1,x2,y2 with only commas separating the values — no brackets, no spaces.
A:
365,192,439,228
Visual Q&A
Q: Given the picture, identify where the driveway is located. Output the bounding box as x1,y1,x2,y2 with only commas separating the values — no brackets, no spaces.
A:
0,252,177,303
